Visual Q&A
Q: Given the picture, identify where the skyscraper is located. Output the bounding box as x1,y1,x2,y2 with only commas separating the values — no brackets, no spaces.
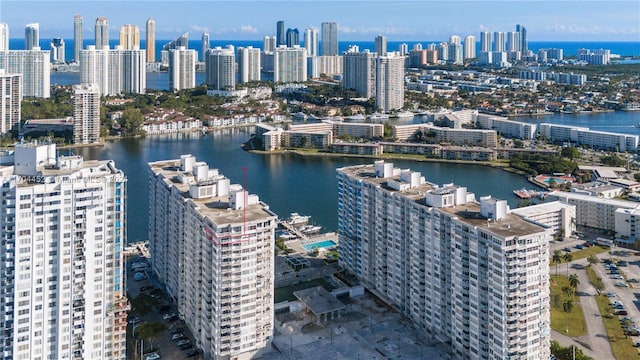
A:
285,28,299,47
464,35,476,59
263,35,276,53
74,15,83,61
0,50,51,98
50,38,65,63
0,141,128,359
168,46,196,91
304,27,319,56
493,31,506,52
480,31,491,52
449,34,461,45
276,20,285,47
146,18,155,62
376,53,404,112
0,70,21,133
342,48,376,98
80,45,146,95
321,22,338,56
337,160,552,360
201,32,210,62
73,83,101,144
119,24,140,50
507,31,520,53
95,17,109,49
516,24,528,54
205,46,235,90
448,43,463,65
398,43,408,56
24,23,39,50
273,45,307,83
161,33,188,64
149,154,276,360
375,35,387,56
238,46,261,83
0,23,10,51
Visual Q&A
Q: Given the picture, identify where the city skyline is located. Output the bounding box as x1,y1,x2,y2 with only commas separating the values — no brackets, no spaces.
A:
0,1,638,42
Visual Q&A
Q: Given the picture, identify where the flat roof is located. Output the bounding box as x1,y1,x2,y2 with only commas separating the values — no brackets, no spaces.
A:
149,159,277,226
293,286,345,316
439,202,548,238
511,201,574,217
549,190,638,208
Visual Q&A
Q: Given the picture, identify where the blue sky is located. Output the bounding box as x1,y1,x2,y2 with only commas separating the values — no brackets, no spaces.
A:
1,0,639,41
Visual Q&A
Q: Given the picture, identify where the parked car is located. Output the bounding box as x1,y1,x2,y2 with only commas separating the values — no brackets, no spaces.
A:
134,272,148,281
143,353,161,360
617,310,629,316
618,261,628,267
185,349,199,358
605,292,616,298
175,339,190,347
575,244,584,250
179,343,193,350
171,333,186,341
563,247,571,252
634,342,640,347
616,282,629,288
583,242,592,248
162,313,177,322
170,327,184,335
612,275,624,280
628,279,639,283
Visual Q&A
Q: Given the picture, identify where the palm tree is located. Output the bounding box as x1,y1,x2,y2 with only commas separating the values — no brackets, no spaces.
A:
563,253,573,274
568,274,580,296
594,277,605,295
587,254,599,267
563,299,574,334
552,250,563,276
562,286,575,299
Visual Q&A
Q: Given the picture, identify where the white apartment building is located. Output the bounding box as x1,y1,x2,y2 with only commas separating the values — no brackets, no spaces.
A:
0,70,21,134
547,191,638,231
206,46,236,90
168,46,196,91
149,155,276,360
73,83,101,144
423,124,498,147
342,49,376,98
0,49,50,98
376,53,405,112
511,201,576,239
539,123,638,152
476,114,537,140
80,45,146,96
337,161,551,360
615,206,640,244
0,142,128,360
237,46,261,83
464,35,476,59
273,46,307,83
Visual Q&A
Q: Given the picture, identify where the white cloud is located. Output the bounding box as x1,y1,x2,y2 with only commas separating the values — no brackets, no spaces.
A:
189,24,209,33
237,25,258,34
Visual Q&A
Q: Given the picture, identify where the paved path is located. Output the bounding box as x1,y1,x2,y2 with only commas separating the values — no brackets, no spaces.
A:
551,329,603,359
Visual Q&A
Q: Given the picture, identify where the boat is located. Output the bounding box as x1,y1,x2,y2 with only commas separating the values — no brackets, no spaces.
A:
302,225,322,234
390,111,415,120
513,189,531,199
367,113,390,122
287,213,310,226
621,103,640,111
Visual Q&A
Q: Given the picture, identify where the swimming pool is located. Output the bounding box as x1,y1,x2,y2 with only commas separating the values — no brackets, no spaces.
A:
302,240,337,251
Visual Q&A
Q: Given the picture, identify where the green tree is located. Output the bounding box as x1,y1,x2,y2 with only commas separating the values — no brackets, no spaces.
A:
594,277,605,295
552,250,563,276
563,299,574,334
136,321,166,353
587,255,599,267
118,109,145,137
560,146,581,159
562,286,574,299
551,293,561,308
563,253,573,274
634,173,640,182
568,273,580,294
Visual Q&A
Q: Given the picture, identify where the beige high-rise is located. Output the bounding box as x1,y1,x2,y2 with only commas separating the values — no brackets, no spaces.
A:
146,18,155,62
119,24,140,50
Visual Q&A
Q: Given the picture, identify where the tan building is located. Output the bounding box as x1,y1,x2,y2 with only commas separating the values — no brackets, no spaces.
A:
119,24,140,50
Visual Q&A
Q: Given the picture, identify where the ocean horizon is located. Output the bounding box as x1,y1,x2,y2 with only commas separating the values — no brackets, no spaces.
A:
8,38,640,62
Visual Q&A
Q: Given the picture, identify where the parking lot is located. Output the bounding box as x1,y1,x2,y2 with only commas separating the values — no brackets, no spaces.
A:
126,255,201,360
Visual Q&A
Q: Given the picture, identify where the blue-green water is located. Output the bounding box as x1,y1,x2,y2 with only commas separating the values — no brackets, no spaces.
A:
73,110,640,244
303,240,337,251
74,128,533,243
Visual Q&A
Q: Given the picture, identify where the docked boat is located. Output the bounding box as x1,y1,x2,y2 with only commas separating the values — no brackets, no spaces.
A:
302,225,322,234
367,113,390,122
513,188,531,199
390,111,415,120
287,213,310,226
621,103,640,111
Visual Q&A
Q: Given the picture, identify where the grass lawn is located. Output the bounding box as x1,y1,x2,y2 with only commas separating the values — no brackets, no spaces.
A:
550,275,588,337
274,278,332,303
587,267,639,359
551,245,610,269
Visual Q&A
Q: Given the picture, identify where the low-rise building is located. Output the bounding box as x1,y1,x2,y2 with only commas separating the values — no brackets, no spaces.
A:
547,191,638,230
511,201,576,239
